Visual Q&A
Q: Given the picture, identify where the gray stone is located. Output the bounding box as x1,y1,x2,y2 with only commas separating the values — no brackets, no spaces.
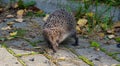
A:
76,48,120,66
10,48,32,55
57,61,77,66
48,48,89,66
101,44,120,52
5,39,34,50
0,48,22,66
21,54,55,66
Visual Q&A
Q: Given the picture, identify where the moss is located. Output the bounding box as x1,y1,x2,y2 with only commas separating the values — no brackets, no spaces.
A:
100,48,120,62
64,45,94,66
2,43,27,66
115,37,120,43
90,41,100,48
78,56,94,66
16,52,40,57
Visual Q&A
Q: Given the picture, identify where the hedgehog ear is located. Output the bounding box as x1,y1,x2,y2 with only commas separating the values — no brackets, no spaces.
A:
43,29,47,33
43,29,49,32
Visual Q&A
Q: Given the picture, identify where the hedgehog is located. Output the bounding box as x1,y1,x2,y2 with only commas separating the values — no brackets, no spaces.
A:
42,9,78,52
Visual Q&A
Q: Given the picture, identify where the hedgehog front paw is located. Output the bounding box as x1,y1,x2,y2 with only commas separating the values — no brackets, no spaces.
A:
72,43,78,46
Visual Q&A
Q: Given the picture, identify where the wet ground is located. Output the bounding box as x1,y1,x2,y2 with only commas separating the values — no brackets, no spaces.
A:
0,16,120,66
0,0,120,66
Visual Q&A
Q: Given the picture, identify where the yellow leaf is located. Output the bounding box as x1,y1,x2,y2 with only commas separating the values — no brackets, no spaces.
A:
6,15,14,18
17,10,24,15
7,22,15,25
97,33,105,38
14,3,18,8
7,36,14,40
0,8,2,11
86,12,94,17
43,14,49,21
113,21,120,28
58,57,65,61
1,26,11,30
37,10,44,14
17,10,24,18
76,26,81,33
77,19,87,27
15,18,23,22
10,31,17,36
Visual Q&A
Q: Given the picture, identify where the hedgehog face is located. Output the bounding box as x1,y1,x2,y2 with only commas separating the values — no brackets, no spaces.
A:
43,28,61,51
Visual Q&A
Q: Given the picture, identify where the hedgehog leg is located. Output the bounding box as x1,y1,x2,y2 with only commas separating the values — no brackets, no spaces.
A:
46,40,58,52
46,40,52,49
52,42,59,52
72,33,78,46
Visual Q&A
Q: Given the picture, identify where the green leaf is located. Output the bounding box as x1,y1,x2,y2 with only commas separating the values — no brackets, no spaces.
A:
90,41,100,48
115,37,120,43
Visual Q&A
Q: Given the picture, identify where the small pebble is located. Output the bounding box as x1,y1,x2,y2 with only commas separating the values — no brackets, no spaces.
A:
116,44,120,48
29,58,35,61
15,62,18,64
94,58,100,61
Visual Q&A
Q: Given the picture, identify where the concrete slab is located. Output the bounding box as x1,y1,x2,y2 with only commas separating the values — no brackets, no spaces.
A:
21,54,55,66
0,48,22,66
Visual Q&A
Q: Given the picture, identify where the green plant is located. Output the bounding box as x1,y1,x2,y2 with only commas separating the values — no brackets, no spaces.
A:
115,37,120,43
116,64,120,66
26,11,46,17
78,56,94,66
75,0,114,33
17,29,26,36
75,0,92,20
18,0,36,9
90,41,100,48
18,0,24,9
24,1,36,8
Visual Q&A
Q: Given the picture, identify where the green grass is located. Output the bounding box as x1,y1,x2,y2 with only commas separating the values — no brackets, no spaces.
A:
90,41,100,48
16,51,42,57
73,0,114,33
115,37,120,43
18,0,36,9
15,29,27,37
71,0,120,6
100,48,120,62
78,56,94,66
64,45,94,66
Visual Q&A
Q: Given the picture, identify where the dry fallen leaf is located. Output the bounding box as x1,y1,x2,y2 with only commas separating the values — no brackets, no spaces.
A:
7,22,15,25
7,36,14,40
43,14,49,21
0,8,3,13
1,26,12,30
113,21,120,28
97,33,105,39
107,29,114,34
15,18,23,22
77,19,87,27
58,57,65,61
6,15,14,18
108,35,115,39
17,9,24,18
10,31,17,36
13,2,18,8
76,26,81,33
